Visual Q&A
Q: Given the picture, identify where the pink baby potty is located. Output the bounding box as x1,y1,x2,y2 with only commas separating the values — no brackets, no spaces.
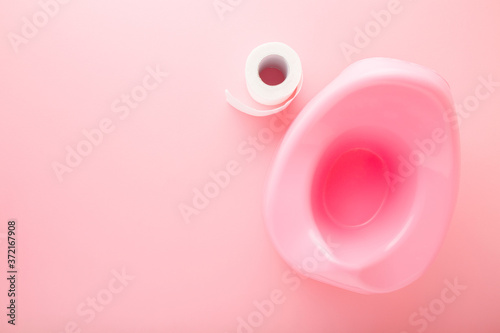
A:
264,58,460,294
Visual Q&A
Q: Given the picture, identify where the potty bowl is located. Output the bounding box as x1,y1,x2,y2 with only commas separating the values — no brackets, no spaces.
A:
264,58,460,294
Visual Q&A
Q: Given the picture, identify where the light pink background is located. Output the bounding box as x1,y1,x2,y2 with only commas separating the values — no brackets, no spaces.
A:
1,0,499,332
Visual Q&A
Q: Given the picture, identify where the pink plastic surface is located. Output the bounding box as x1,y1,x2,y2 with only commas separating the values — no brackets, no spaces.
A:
1,0,500,332
265,58,460,294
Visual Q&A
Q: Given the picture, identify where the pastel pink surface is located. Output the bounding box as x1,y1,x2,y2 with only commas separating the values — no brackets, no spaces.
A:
264,58,460,294
0,0,499,333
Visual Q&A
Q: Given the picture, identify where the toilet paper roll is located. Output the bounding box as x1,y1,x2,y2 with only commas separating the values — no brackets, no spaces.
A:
225,42,303,117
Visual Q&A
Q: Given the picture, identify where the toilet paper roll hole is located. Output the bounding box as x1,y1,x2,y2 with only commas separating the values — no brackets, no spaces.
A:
258,55,289,86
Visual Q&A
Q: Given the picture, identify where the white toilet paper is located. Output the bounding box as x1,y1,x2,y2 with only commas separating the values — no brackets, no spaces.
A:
225,42,303,117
